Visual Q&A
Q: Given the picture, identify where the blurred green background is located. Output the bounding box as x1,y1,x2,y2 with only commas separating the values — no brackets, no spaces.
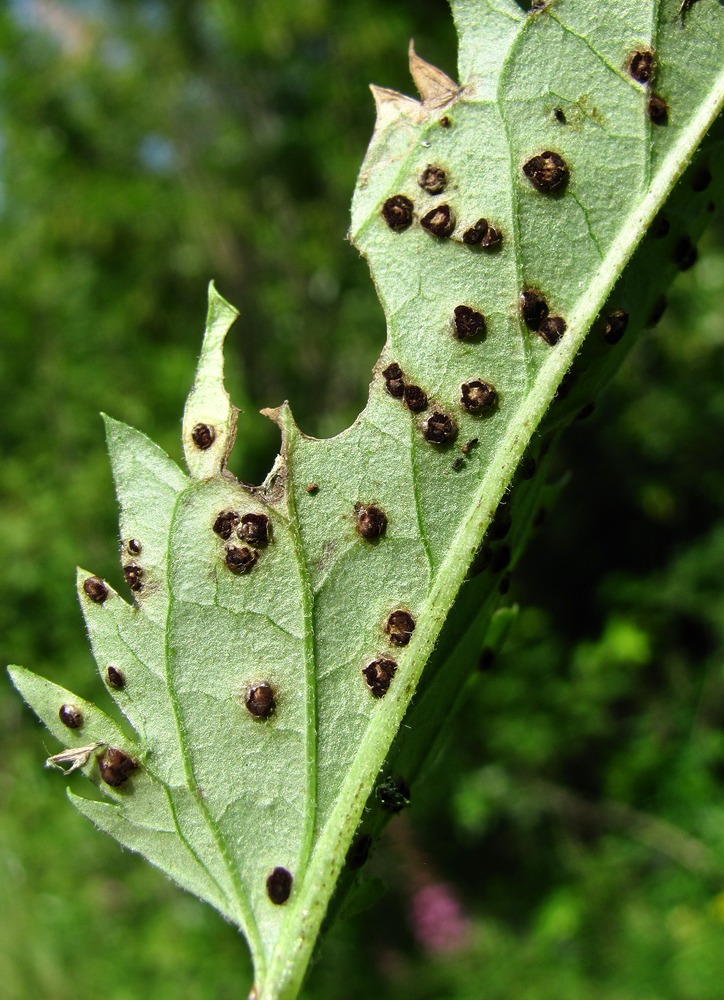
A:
2,2,724,998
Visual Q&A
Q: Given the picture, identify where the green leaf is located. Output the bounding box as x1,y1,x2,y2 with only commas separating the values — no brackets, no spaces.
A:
9,3,724,998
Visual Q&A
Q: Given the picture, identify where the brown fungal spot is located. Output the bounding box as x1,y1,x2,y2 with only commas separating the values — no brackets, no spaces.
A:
225,546,258,574
520,289,549,330
452,456,465,471
385,609,416,647
538,316,566,346
238,513,270,547
672,234,698,271
692,166,712,192
461,380,498,415
376,776,410,813
553,107,567,124
651,215,670,239
363,658,397,698
127,539,142,556
423,411,457,445
98,747,138,787
462,218,488,245
647,295,667,327
478,647,495,672
213,510,239,540
461,438,478,454
480,224,502,249
123,564,144,592
603,310,629,345
648,94,668,126
382,195,414,231
418,164,447,194
520,456,537,479
491,545,511,573
59,704,83,729
453,305,486,341
266,867,293,905
106,665,125,690
305,483,318,494
577,402,596,421
382,362,406,399
628,48,654,84
439,116,451,128
346,834,373,870
191,423,215,450
403,385,428,413
354,503,387,540
522,150,569,193
245,682,276,719
420,204,455,238
83,576,108,604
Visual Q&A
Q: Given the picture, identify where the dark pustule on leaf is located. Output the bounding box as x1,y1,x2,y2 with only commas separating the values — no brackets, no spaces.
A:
453,305,486,341
376,776,410,813
363,658,397,698
462,218,501,248
382,362,405,398
213,510,239,540
423,411,457,444
461,380,497,415
648,94,669,125
420,204,455,238
520,289,549,330
603,310,629,345
245,683,276,719
59,704,83,729
461,438,478,454
98,747,138,787
191,423,215,450
382,195,414,231
83,576,109,604
672,234,698,271
439,115,451,127
538,315,566,346
124,564,144,592
106,665,125,690
628,47,654,83
238,513,271,547
225,546,258,574
127,539,142,555
266,867,293,905
522,150,569,192
553,106,567,124
403,385,428,413
385,609,416,647
346,834,373,870
418,164,447,194
354,504,387,540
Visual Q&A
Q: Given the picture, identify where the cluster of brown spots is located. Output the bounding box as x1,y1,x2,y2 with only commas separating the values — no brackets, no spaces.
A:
127,539,142,556
603,309,629,345
106,665,125,690
346,833,373,870
191,423,215,450
628,48,654,84
213,510,239,539
452,305,486,341
648,94,668,126
420,204,455,238
382,362,405,399
266,867,293,905
98,747,138,787
520,290,565,345
522,151,569,193
672,234,698,271
385,609,416,647
124,564,144,593
59,704,83,729
225,546,258,574
418,165,447,194
403,385,428,413
692,166,712,192
382,195,414,231
462,218,502,249
83,576,109,604
245,682,276,719
461,380,497,415
355,503,387,541
363,658,397,698
376,776,410,813
238,513,270,547
423,411,457,444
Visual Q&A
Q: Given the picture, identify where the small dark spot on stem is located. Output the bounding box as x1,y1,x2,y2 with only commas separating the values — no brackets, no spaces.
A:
672,234,698,271
354,504,387,540
420,204,455,238
225,546,258,574
520,289,549,330
245,682,276,719
191,424,215,450
523,151,569,193
692,166,712,192
213,510,239,540
376,776,410,813
266,867,293,905
59,704,83,729
603,310,629,345
382,195,414,231
83,576,109,604
403,385,428,413
127,539,142,556
363,658,397,698
106,665,125,690
418,165,447,194
628,48,654,83
648,94,668,126
453,305,486,341
98,747,138,787
124,564,144,593
538,316,566,346
346,834,373,870
461,380,497,415
647,294,667,327
238,513,270,547
423,412,457,444
385,610,416,647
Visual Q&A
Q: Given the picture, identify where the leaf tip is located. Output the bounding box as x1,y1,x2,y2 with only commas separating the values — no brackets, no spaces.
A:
408,39,459,106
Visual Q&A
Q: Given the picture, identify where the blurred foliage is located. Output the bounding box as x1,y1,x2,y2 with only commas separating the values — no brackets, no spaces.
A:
1,1,723,998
